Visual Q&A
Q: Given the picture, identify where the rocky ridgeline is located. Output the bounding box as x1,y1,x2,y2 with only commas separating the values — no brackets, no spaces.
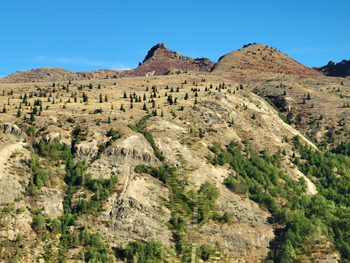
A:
314,59,350,77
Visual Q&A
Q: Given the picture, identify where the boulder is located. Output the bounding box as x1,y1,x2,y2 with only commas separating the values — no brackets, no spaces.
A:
1,123,27,138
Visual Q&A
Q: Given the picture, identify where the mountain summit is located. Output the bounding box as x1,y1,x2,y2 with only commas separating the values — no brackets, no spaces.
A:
212,43,322,77
133,43,215,76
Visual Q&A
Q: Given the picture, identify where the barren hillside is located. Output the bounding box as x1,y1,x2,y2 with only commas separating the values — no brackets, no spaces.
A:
212,43,322,77
1,43,349,263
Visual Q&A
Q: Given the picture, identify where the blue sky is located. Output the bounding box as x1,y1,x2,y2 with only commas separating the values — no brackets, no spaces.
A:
0,0,349,78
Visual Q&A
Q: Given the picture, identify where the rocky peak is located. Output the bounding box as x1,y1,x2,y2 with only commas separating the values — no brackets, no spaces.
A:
142,43,168,63
314,58,350,77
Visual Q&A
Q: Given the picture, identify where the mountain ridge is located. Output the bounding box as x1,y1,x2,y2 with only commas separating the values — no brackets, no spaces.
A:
314,59,350,77
0,43,322,84
0,43,215,84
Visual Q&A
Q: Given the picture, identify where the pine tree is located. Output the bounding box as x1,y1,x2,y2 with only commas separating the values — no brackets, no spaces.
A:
123,92,127,98
184,93,189,100
307,93,311,100
143,103,147,111
100,93,103,103
161,110,164,117
143,93,146,101
2,106,6,113
168,95,173,105
108,116,111,123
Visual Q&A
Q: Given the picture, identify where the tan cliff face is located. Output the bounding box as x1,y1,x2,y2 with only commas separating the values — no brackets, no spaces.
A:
0,43,348,262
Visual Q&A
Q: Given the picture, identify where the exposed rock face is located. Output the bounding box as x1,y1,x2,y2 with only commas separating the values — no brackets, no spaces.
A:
0,211,33,241
98,173,173,246
135,43,215,76
206,186,275,262
1,123,27,138
105,134,161,166
73,140,98,162
142,43,167,63
269,96,295,113
283,97,295,112
314,59,350,77
42,127,71,145
0,138,30,205
36,187,65,219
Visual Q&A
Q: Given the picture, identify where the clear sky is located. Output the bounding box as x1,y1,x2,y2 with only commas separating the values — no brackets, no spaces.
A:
1,0,349,78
